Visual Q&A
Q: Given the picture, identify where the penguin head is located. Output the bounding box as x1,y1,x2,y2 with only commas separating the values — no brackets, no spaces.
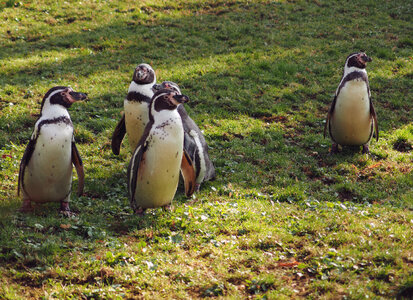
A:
345,52,372,70
152,89,189,113
40,86,87,112
152,81,181,95
132,63,156,85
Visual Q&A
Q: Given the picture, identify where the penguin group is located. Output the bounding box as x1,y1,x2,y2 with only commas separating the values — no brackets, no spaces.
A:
110,63,216,214
18,52,378,215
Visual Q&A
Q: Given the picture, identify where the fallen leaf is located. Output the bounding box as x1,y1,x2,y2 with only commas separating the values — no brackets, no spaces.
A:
60,224,71,229
277,260,300,267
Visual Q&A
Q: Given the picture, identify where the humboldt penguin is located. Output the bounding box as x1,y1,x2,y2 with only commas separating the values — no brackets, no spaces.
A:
324,52,378,153
153,81,216,191
18,86,87,214
128,89,196,214
111,63,156,154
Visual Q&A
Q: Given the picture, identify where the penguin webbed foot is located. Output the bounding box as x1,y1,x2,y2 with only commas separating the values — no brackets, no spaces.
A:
134,207,146,216
60,201,75,217
328,143,339,155
162,204,173,212
362,144,370,154
19,199,33,213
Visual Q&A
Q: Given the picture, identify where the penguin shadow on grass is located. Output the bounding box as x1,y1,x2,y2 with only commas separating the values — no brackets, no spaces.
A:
327,145,376,157
96,167,216,234
14,179,84,218
0,196,21,220
322,144,382,167
16,202,76,218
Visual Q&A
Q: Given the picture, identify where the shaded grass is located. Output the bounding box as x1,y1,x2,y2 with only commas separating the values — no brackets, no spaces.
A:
0,0,412,298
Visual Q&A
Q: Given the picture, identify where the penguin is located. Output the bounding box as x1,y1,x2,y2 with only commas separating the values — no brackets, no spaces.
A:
324,52,378,154
111,63,156,154
128,89,196,214
18,86,87,214
153,81,216,191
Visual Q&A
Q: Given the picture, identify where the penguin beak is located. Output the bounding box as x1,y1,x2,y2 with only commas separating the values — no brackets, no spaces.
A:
173,94,189,104
69,91,88,102
362,55,372,63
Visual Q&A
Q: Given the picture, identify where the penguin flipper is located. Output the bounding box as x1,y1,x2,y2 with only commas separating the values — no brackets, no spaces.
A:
111,115,126,155
324,96,337,139
128,143,146,205
179,105,216,183
72,142,84,196
183,130,198,164
369,100,379,142
18,139,36,196
181,150,196,197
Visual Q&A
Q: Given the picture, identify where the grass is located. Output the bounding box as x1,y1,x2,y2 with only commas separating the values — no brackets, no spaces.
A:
0,0,412,298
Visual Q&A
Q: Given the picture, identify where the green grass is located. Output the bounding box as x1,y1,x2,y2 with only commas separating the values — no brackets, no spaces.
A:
0,0,412,298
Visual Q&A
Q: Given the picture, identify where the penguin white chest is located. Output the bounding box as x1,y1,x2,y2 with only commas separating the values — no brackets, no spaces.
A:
24,123,73,202
124,100,149,151
134,117,184,208
330,80,372,145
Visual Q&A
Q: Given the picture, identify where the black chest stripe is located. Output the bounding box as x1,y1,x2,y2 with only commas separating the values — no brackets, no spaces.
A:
37,116,72,136
337,71,370,97
126,92,151,103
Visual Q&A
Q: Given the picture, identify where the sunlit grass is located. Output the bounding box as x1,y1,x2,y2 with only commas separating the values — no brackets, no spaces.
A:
0,0,412,298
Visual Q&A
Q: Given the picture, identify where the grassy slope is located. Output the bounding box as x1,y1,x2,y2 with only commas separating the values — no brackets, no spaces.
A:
0,0,412,298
